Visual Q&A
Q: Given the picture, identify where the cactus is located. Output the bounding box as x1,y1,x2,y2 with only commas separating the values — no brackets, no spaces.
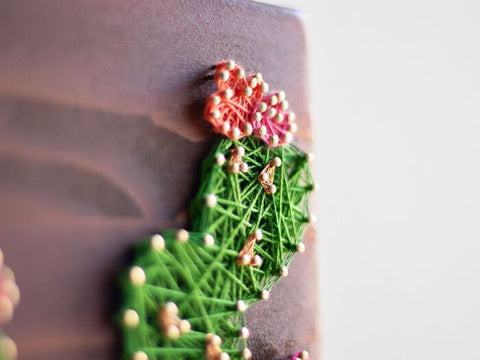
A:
119,62,314,360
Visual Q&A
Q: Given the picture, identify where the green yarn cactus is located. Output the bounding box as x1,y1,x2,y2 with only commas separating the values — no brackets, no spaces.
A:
119,60,314,360
119,137,313,360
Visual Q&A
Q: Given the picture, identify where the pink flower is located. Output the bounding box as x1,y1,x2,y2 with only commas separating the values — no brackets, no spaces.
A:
204,60,266,140
250,91,297,147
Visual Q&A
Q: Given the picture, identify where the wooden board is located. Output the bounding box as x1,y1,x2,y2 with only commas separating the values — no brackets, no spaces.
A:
0,0,319,359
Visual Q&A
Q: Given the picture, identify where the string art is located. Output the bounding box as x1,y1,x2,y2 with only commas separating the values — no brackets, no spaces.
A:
0,249,20,360
119,61,315,360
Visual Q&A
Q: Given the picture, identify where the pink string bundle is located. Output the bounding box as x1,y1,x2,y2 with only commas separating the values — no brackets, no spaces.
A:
204,60,298,147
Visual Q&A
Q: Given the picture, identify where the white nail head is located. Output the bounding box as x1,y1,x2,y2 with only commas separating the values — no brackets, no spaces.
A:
240,254,251,265
242,348,252,359
226,60,235,70
280,100,289,110
259,125,267,137
244,122,253,135
132,351,149,360
166,324,180,339
176,229,189,243
179,319,191,334
236,146,245,157
261,172,269,181
222,121,231,133
129,266,146,286
261,82,269,93
223,88,234,100
261,289,270,300
274,113,283,123
244,86,253,97
212,110,221,119
269,184,277,194
270,135,279,146
3,281,20,307
254,229,263,241
267,107,277,118
123,309,140,328
288,112,296,122
165,301,179,315
220,70,230,81
249,77,258,88
240,327,250,339
211,95,221,105
232,127,241,139
306,152,315,163
151,234,165,251
0,336,18,360
270,95,278,106
236,68,245,79
205,194,217,208
300,350,310,359
296,242,306,253
240,162,249,173
258,102,267,113
254,112,262,122
289,122,298,133
253,255,263,267
1,266,15,282
203,234,215,246
216,153,226,166
277,90,286,101
284,131,293,143
0,296,13,324
280,266,289,277
273,157,282,167
237,300,248,312
255,72,263,83
220,353,231,360
308,214,317,223
209,334,222,346
230,163,240,173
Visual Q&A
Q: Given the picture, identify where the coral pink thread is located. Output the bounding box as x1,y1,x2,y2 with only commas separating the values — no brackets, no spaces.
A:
204,60,298,147
204,61,263,140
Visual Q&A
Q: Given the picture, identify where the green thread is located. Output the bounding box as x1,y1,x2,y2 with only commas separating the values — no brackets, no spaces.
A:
120,136,313,360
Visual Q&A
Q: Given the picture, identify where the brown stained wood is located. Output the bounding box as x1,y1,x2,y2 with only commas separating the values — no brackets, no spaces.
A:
0,1,319,359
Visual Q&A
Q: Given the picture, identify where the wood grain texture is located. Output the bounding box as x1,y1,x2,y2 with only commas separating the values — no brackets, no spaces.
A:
0,0,319,359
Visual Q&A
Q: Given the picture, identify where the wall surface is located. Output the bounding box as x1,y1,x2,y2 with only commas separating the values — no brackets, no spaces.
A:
260,1,480,359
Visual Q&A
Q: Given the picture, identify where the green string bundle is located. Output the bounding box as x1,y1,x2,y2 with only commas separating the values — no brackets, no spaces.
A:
119,136,313,360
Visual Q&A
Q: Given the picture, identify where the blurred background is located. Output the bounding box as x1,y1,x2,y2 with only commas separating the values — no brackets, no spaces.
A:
260,1,480,359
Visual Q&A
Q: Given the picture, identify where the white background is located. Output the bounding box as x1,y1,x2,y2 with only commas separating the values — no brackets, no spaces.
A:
259,1,480,359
